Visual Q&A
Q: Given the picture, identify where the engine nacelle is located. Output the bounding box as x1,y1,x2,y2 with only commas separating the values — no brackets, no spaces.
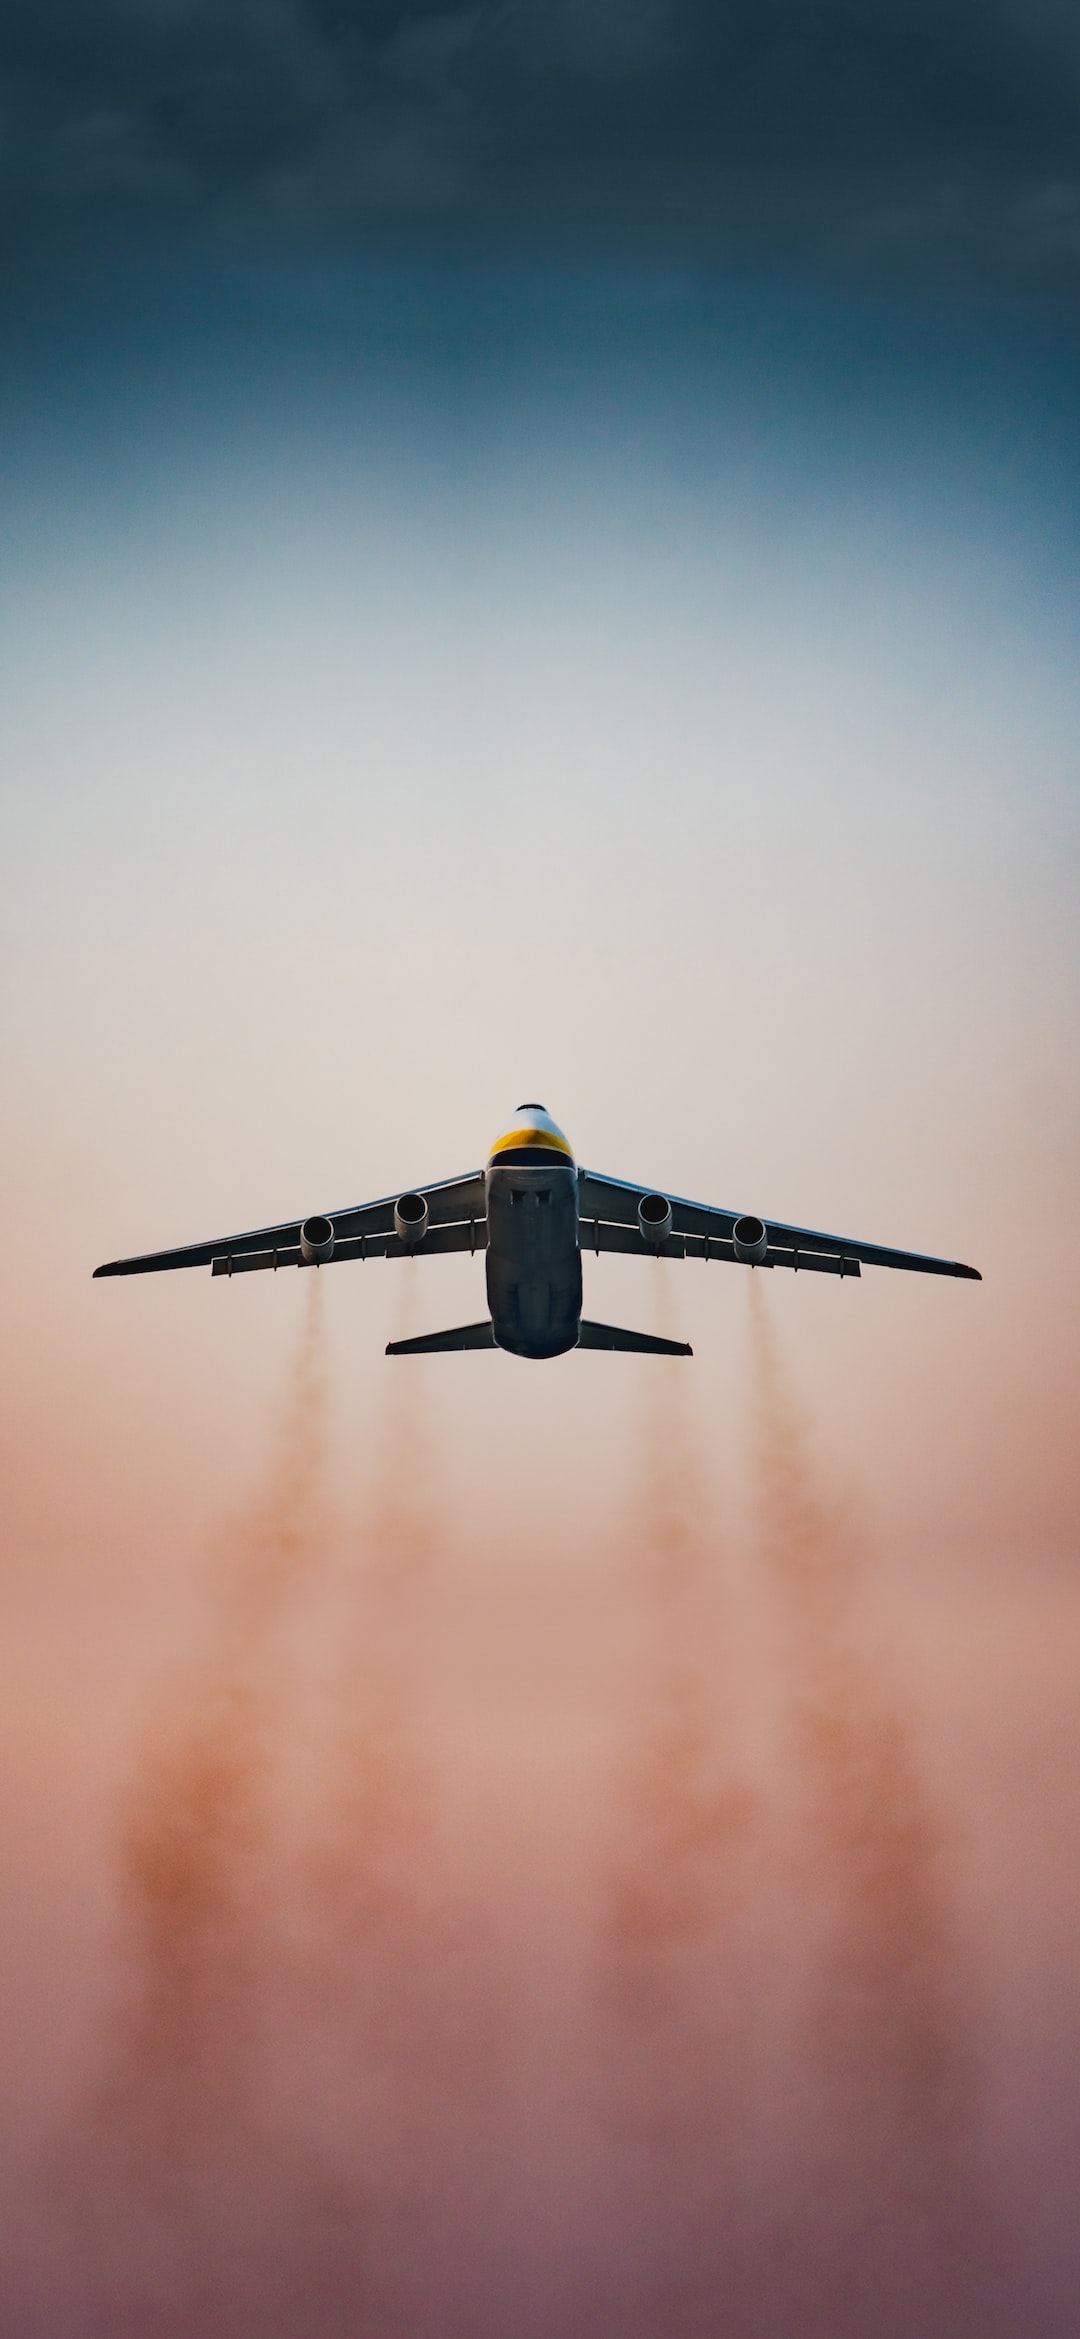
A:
299,1213,335,1264
394,1192,429,1248
638,1193,673,1249
732,1213,768,1265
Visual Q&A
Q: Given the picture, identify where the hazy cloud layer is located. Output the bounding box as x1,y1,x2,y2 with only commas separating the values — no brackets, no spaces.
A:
3,1,1080,293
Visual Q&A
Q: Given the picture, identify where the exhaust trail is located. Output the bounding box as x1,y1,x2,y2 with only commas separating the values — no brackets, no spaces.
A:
71,1273,380,2338
596,1262,757,2337
105,1272,330,2129
296,1265,500,2338
746,1276,1003,2339
306,1269,442,2009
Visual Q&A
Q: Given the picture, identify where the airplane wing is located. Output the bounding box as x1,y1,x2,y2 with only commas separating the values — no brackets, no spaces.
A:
576,1171,981,1281
93,1170,487,1278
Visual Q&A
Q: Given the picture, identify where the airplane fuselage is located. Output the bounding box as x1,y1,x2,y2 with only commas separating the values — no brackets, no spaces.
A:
485,1160,583,1358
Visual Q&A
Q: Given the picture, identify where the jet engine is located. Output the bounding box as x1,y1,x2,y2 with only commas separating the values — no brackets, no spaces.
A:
732,1213,769,1265
394,1192,429,1248
300,1213,335,1264
638,1192,673,1249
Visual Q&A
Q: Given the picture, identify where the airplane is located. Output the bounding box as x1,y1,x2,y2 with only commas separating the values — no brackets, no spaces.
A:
94,1104,981,1360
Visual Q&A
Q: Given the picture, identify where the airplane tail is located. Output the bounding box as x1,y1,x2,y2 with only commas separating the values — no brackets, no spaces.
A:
386,1318,690,1357
386,1320,496,1356
577,1319,692,1356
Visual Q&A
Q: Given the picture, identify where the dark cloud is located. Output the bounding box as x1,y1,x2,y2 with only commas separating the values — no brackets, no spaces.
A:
3,1,1080,294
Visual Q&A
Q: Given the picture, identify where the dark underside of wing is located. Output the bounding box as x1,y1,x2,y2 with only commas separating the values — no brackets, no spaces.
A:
576,1172,981,1281
94,1171,487,1277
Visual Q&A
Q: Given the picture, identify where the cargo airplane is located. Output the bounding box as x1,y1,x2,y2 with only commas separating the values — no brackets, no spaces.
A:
94,1105,981,1359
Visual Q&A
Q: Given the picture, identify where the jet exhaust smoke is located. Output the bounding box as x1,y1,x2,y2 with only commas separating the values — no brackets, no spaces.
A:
287,1263,504,2338
304,1265,447,2071
33,1264,1028,2338
68,1276,386,2336
103,1272,330,2123
596,1263,758,2335
746,1276,1006,2339
60,1264,504,2338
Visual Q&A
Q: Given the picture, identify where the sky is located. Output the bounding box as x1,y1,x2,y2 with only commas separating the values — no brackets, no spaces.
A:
1,8,1079,2336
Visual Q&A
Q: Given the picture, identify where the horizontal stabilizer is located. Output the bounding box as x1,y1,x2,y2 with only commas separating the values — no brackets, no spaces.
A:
386,1320,496,1356
577,1319,692,1356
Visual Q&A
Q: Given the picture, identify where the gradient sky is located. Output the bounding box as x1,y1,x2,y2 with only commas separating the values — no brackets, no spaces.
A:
2,9,1079,2336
